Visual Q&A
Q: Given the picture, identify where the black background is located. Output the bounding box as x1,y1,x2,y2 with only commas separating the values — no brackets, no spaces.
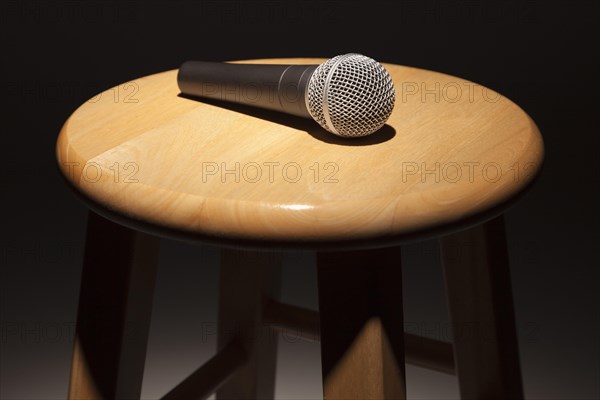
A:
1,1,598,398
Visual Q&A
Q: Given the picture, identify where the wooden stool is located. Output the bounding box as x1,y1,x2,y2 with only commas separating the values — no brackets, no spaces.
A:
56,58,544,399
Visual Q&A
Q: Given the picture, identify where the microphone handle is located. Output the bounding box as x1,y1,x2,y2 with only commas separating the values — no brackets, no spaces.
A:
177,61,318,118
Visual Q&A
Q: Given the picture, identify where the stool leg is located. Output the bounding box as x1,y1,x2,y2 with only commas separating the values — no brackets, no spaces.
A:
216,249,282,399
317,247,406,400
68,211,159,399
440,216,524,400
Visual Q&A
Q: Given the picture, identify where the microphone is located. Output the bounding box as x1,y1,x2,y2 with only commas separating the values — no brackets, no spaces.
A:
177,54,395,138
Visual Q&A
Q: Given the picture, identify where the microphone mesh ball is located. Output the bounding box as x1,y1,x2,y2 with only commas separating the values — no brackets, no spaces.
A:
306,54,396,138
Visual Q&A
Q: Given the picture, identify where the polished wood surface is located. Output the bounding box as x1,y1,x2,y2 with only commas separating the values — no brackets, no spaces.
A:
317,247,406,399
160,340,246,400
440,216,524,399
68,212,159,399
264,299,456,375
56,58,543,245
216,250,281,399
402,333,455,375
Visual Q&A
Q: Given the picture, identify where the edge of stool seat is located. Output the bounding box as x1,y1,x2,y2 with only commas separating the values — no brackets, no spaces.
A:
57,162,544,252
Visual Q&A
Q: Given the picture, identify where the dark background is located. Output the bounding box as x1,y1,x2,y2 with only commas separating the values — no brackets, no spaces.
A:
1,0,598,399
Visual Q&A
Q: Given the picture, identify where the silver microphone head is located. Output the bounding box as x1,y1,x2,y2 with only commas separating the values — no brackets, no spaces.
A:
305,54,396,138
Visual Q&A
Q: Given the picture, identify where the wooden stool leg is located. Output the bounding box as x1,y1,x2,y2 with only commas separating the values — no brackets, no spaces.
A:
317,247,406,400
440,216,524,400
69,211,159,399
216,249,282,399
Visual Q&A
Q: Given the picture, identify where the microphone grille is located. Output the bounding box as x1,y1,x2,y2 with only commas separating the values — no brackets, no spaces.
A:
306,54,396,137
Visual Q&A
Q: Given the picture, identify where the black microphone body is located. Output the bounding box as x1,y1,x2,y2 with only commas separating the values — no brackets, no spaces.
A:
177,61,318,118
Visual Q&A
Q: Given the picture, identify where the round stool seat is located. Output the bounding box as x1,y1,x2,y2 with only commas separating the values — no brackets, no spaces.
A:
56,58,543,248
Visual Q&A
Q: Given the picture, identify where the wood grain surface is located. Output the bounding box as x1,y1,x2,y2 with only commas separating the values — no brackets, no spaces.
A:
68,212,159,399
317,247,406,399
440,216,524,399
56,58,543,244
